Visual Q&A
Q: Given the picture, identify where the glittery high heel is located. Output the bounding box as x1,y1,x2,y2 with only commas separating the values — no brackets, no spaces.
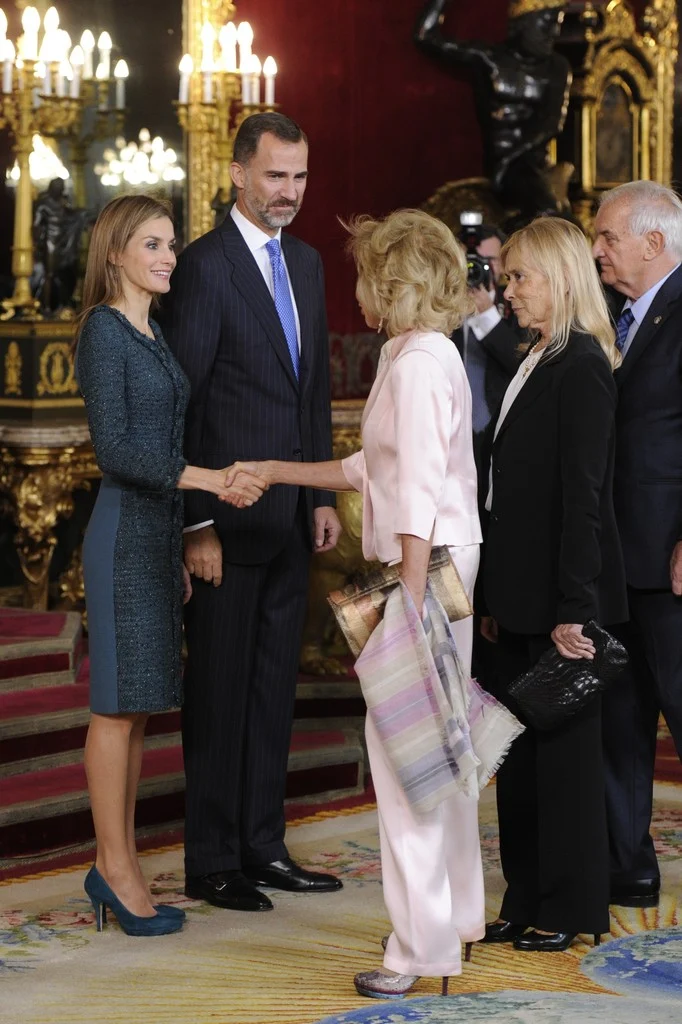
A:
354,970,421,999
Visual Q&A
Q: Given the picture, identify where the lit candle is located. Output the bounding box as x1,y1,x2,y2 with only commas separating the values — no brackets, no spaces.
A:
2,39,14,95
237,21,253,72
241,67,251,106
43,6,59,37
33,61,43,106
202,69,213,103
97,31,112,80
70,45,84,98
56,59,71,98
114,59,128,108
21,6,41,61
263,56,277,106
250,54,261,105
219,23,237,72
42,60,51,95
178,53,192,104
200,22,215,71
96,61,108,109
80,30,95,79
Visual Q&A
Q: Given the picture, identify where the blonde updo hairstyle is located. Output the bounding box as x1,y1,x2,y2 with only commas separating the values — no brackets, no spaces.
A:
344,208,474,338
501,216,620,370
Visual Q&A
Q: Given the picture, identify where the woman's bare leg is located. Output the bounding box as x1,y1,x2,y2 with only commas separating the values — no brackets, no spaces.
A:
124,715,155,899
84,711,155,916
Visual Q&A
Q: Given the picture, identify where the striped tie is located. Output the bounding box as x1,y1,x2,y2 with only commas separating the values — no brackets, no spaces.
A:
265,238,299,379
615,307,635,353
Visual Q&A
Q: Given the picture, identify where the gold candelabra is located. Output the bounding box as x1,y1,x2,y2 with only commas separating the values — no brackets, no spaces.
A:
177,5,279,241
0,6,129,318
68,77,127,209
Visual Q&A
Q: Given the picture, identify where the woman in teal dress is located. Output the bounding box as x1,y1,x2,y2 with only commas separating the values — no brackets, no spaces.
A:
76,195,265,936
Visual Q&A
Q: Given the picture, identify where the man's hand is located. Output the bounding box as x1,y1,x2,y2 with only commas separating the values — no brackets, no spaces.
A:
184,525,223,587
314,506,342,553
470,284,495,315
671,541,682,596
551,623,596,661
217,466,268,507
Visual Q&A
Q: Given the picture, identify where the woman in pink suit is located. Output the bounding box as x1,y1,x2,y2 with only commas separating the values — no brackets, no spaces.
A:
228,209,484,997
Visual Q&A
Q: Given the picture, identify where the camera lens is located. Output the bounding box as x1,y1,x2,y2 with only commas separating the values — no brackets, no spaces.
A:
467,255,491,290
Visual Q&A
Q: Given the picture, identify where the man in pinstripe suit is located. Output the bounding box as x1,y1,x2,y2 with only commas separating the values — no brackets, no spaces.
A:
161,113,343,911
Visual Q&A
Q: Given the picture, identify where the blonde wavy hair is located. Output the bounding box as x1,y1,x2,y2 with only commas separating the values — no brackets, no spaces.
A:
344,208,473,337
501,217,620,370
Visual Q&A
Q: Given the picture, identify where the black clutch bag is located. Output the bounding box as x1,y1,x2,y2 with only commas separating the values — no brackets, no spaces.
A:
507,620,628,732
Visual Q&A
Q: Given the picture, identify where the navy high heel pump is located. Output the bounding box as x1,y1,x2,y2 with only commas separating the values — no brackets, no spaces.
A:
84,866,183,936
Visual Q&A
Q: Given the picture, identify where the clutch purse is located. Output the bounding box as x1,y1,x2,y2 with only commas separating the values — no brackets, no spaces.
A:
507,620,628,732
327,545,472,658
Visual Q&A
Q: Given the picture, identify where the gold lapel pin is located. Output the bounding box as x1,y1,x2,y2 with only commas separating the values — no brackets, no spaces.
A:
653,315,662,324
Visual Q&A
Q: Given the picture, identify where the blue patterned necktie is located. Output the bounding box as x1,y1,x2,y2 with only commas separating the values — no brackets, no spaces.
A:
265,238,299,379
615,307,635,353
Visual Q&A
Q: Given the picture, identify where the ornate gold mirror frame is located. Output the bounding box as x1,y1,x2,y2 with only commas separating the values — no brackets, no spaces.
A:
571,0,678,227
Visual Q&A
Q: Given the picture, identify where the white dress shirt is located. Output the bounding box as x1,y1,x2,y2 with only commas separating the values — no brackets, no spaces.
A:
618,263,680,358
185,205,302,533
230,204,301,352
485,346,543,511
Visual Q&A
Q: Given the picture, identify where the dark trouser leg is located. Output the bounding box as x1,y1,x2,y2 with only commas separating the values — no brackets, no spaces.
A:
495,628,541,924
603,613,660,886
240,506,311,866
495,629,610,934
630,589,682,758
604,589,682,886
182,560,266,877
535,695,610,935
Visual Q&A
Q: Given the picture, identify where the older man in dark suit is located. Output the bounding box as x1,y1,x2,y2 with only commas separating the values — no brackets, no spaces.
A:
161,113,342,911
593,180,682,909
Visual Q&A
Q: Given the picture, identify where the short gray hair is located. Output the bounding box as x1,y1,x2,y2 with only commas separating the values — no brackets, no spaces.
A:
599,181,682,259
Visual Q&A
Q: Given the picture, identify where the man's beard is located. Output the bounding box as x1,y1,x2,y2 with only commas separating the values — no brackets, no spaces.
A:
245,187,300,229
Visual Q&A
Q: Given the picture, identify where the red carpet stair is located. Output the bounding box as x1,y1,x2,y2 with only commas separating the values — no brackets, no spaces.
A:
0,609,367,862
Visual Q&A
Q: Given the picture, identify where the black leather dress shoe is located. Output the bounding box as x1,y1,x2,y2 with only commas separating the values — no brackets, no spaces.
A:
184,871,274,911
514,930,576,952
243,856,343,893
482,920,529,943
610,878,660,908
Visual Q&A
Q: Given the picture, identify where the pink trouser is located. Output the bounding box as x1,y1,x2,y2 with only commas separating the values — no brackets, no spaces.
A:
366,544,485,977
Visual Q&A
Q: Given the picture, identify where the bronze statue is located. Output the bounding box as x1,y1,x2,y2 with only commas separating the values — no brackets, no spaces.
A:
415,0,571,224
32,178,93,314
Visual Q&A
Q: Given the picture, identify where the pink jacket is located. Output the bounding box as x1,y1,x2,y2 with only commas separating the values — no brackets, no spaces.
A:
342,330,482,563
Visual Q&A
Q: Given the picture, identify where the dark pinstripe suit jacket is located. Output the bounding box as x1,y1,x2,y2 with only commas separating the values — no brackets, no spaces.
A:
160,214,335,565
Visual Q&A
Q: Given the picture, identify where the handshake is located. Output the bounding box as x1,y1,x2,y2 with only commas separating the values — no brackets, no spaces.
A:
212,461,273,509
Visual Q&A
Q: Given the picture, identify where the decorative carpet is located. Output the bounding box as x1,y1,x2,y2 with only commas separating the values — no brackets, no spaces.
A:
0,782,680,1024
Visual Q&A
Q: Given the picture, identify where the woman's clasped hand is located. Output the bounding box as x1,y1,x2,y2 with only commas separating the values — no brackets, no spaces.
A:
217,464,270,507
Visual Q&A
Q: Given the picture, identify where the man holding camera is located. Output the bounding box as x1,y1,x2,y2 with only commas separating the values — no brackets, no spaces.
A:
452,218,522,460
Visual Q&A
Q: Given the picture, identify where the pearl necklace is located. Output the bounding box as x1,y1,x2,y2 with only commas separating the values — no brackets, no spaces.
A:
522,341,544,378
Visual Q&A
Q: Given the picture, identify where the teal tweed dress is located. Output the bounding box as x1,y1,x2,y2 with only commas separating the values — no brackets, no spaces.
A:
78,306,190,714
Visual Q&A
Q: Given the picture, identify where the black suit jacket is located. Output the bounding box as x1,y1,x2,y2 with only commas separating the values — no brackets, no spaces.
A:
481,332,628,634
159,215,334,565
452,316,522,426
612,264,682,589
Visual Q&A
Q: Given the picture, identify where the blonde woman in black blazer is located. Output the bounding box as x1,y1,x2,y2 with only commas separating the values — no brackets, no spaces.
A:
479,217,628,951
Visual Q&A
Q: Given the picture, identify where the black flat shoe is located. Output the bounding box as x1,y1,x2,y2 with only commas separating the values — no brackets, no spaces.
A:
184,871,274,911
482,920,529,943
610,878,660,908
243,856,343,893
514,930,602,952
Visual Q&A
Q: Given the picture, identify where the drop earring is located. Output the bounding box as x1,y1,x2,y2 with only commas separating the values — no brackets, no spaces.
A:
377,317,384,334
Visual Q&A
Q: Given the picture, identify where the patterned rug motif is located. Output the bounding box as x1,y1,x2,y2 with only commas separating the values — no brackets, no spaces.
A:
314,992,679,1024
0,783,680,1024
